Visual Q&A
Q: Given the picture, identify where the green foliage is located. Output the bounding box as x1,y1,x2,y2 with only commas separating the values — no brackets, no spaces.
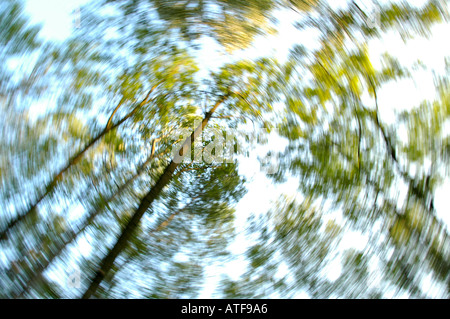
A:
2,0,450,299
0,0,41,57
109,0,276,52
266,4,450,296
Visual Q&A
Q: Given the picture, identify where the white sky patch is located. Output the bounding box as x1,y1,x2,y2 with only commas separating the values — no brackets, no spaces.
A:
369,22,450,71
420,272,448,298
368,22,450,125
238,8,318,63
220,256,248,282
324,257,343,282
339,231,370,252
294,290,311,299
24,0,89,41
434,178,450,232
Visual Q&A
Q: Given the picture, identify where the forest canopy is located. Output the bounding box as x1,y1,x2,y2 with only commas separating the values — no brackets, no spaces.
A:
1,0,449,299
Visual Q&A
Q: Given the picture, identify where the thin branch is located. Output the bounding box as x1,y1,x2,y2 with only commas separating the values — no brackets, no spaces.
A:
367,79,442,221
152,196,200,234
105,97,126,130
356,110,362,172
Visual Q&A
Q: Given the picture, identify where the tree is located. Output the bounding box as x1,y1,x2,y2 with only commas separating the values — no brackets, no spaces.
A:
1,0,289,298
226,2,450,297
1,0,449,299
105,0,320,52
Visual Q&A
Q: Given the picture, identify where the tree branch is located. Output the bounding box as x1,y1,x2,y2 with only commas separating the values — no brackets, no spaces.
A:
0,83,160,241
80,93,229,299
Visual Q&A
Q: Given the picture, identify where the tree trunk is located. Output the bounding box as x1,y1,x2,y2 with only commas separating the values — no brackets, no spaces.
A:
0,89,155,241
81,95,228,299
13,142,160,298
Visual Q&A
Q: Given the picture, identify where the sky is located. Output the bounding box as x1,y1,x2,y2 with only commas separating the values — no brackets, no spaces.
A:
24,0,89,40
21,0,450,298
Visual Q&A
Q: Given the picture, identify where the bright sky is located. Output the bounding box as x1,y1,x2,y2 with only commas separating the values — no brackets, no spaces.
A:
24,0,89,40
22,0,450,298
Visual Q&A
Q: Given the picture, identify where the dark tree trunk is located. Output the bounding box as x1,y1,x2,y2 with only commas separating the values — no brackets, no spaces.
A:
0,89,155,241
81,95,227,299
14,140,160,298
